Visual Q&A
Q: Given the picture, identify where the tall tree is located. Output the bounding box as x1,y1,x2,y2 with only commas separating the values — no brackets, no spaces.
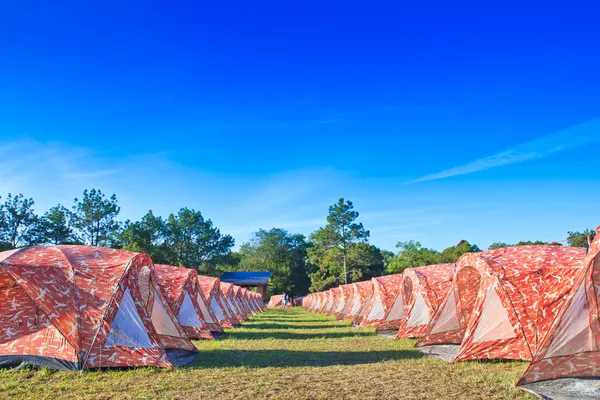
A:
439,240,480,263
37,204,78,245
0,194,39,248
119,210,167,262
237,228,311,297
309,198,369,284
163,208,234,270
72,189,121,246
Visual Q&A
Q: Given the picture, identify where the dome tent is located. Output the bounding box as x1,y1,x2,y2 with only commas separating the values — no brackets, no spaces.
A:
198,275,236,329
153,264,220,339
416,245,586,363
518,227,600,399
360,274,405,332
0,246,197,370
396,264,455,339
351,281,374,326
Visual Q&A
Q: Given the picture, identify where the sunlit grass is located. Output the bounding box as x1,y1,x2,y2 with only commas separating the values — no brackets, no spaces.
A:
0,308,532,399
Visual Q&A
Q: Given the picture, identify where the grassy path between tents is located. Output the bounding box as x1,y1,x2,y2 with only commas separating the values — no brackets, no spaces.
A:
0,308,532,399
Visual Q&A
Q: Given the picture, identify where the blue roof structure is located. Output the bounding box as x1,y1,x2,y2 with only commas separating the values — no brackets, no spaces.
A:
220,271,272,286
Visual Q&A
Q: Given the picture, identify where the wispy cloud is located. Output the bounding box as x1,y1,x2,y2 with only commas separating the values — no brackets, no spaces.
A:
408,119,600,183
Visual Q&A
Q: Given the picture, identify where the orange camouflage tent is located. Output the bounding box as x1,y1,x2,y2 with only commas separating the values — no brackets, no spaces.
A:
267,294,283,307
153,264,218,339
396,264,455,338
198,275,236,328
416,245,586,363
346,281,373,322
352,281,374,325
0,246,197,370
360,274,405,331
517,228,600,398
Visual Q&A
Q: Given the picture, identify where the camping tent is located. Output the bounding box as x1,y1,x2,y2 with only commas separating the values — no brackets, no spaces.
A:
334,285,354,319
153,265,220,339
352,281,374,325
416,245,586,363
221,283,245,323
268,294,283,307
517,228,600,399
396,264,455,338
360,274,405,331
198,275,236,329
346,281,373,322
233,286,250,318
323,290,335,315
0,246,197,370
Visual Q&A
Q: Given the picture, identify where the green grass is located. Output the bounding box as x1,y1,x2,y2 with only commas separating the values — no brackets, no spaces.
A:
0,308,532,399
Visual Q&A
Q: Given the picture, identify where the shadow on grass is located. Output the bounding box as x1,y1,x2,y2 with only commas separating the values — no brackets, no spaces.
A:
242,323,349,330
222,330,376,340
187,349,423,369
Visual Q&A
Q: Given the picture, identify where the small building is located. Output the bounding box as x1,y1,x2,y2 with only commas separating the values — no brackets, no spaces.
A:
219,271,272,301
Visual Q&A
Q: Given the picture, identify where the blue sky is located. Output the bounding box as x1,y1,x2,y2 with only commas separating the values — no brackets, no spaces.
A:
1,1,599,251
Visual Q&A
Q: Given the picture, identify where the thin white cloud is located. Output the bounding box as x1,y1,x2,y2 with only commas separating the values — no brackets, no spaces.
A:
408,119,600,183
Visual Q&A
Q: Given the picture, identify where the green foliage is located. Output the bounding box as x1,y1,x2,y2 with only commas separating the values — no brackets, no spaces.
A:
567,229,596,248
386,240,480,274
0,193,39,248
307,198,370,289
120,210,168,262
163,208,234,269
236,228,310,297
120,208,235,271
37,205,78,245
72,189,121,246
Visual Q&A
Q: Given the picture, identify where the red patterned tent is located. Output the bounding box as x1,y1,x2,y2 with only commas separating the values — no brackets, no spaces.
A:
359,274,404,331
352,281,374,325
221,283,245,323
233,286,250,318
518,228,600,398
360,274,404,331
396,264,455,339
242,289,256,313
197,276,235,329
0,246,198,370
327,288,341,316
323,290,335,314
268,294,283,307
333,285,353,319
346,281,373,322
153,265,219,339
416,245,586,363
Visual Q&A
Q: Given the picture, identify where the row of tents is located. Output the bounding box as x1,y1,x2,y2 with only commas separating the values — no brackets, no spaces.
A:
302,226,600,399
0,245,265,370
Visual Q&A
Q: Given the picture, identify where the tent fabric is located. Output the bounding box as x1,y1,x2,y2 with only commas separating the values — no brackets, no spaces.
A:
197,276,235,328
0,246,198,370
396,264,455,338
153,264,218,339
233,286,250,318
220,283,245,324
416,245,586,362
335,285,354,320
349,281,374,325
517,227,600,398
268,295,284,307
360,274,405,331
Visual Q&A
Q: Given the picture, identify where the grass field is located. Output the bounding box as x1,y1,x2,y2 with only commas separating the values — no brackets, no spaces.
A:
0,308,532,399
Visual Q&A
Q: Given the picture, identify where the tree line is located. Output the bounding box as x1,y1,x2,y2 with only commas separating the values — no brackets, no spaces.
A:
0,191,595,297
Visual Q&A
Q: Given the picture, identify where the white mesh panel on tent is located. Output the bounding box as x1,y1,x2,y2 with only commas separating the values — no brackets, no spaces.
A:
326,296,334,311
151,291,182,337
358,295,372,317
210,296,226,321
105,288,153,348
335,296,346,313
367,296,385,321
197,293,215,323
430,290,460,334
406,292,432,327
177,292,203,328
385,293,404,321
348,295,362,316
472,285,516,343
545,281,594,358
